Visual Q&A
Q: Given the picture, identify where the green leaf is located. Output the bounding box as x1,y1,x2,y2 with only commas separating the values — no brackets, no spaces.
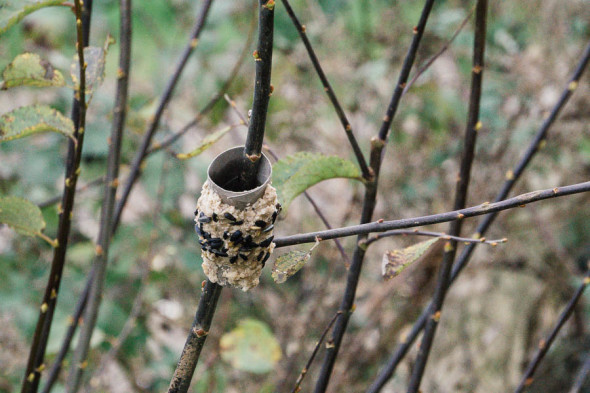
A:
0,105,75,142
70,36,113,104
272,152,362,211
272,240,319,284
220,319,282,374
0,196,54,245
0,0,64,36
177,125,234,159
1,53,65,89
382,238,439,280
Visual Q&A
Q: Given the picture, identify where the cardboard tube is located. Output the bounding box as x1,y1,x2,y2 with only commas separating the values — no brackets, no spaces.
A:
207,146,272,209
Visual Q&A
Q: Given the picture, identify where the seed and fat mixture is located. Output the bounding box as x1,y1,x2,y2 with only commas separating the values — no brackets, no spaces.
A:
194,181,280,291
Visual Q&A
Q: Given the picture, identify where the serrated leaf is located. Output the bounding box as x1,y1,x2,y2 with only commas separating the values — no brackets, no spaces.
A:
177,125,233,159
382,238,439,280
0,105,75,142
70,36,113,104
272,152,362,211
0,196,54,245
0,0,64,35
1,53,65,89
220,319,282,374
272,241,319,284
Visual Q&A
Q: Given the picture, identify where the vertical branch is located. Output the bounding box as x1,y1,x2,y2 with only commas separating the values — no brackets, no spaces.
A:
313,1,436,392
66,0,132,391
366,40,590,393
406,1,487,391
280,0,371,179
167,280,223,393
21,2,93,392
241,0,275,189
514,270,590,393
112,0,215,232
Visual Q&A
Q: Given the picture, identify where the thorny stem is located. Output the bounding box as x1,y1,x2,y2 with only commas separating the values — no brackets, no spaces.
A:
273,181,590,248
280,0,371,180
291,311,342,393
366,40,590,393
407,2,487,391
21,2,93,392
514,270,590,393
167,280,223,393
66,0,132,391
241,0,274,189
112,0,214,232
313,2,436,390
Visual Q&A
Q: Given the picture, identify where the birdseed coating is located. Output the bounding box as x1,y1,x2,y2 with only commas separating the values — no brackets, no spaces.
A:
195,181,280,291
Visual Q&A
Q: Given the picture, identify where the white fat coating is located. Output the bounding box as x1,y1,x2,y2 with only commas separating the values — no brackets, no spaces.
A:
195,181,279,291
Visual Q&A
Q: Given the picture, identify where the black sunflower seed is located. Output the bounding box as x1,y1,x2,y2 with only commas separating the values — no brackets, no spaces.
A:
208,238,223,249
198,212,211,223
259,236,274,248
261,252,270,267
194,224,202,236
257,251,264,261
262,224,274,233
255,220,267,228
212,213,218,222
194,208,199,216
271,211,278,223
230,230,243,242
231,220,244,226
239,253,248,261
213,249,228,257
230,255,238,264
223,231,229,239
224,212,237,221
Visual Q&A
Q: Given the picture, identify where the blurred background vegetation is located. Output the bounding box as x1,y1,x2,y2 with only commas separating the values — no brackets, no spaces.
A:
0,0,589,392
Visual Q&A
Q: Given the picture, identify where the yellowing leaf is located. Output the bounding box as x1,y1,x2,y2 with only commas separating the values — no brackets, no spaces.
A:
1,53,65,89
382,238,439,280
272,240,319,283
177,125,234,159
0,105,75,142
0,0,64,35
70,36,113,104
0,196,54,245
220,319,282,374
272,152,362,211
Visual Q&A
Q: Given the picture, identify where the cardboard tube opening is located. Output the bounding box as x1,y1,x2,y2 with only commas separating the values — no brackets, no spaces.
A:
207,146,272,209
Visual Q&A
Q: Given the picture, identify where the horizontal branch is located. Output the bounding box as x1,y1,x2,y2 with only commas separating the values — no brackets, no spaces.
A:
361,229,506,248
273,181,590,248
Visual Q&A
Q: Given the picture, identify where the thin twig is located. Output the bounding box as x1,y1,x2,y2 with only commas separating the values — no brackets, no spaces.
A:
366,40,590,393
67,0,132,390
273,181,590,248
313,2,436,390
514,271,590,393
361,229,505,248
167,280,223,393
147,6,257,155
21,2,93,392
38,177,104,209
569,354,590,393
241,0,275,189
407,2,487,391
280,0,371,180
112,0,215,232
402,7,474,96
291,311,342,393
